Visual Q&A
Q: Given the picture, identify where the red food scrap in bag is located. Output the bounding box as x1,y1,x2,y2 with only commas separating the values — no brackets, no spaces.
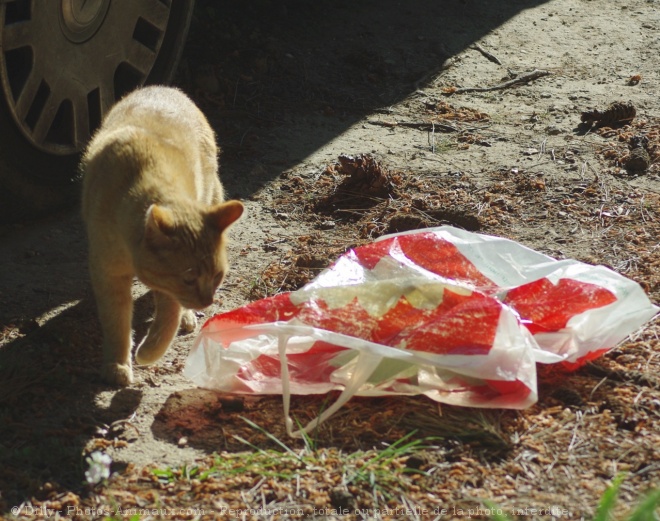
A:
298,297,378,340
504,278,617,334
399,293,501,355
352,232,494,287
398,232,494,286
240,340,347,384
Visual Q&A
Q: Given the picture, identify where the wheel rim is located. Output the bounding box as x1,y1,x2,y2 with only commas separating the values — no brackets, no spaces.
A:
0,0,171,155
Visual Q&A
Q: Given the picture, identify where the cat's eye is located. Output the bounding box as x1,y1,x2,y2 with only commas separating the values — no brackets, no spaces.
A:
182,269,197,286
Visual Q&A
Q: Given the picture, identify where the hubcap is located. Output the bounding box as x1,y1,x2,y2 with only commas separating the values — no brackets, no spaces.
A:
60,0,110,43
0,0,171,155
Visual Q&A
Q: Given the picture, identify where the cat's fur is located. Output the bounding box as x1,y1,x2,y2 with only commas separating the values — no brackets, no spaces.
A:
81,86,243,386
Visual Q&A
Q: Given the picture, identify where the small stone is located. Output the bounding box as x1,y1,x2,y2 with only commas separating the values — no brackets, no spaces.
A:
626,148,651,171
330,487,355,510
320,220,336,229
404,454,428,470
551,387,584,406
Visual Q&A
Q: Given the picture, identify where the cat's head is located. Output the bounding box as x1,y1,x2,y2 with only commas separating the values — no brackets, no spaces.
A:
135,200,244,310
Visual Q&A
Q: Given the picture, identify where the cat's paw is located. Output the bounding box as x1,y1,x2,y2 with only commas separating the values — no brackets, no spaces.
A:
135,345,159,366
101,362,134,387
180,309,197,334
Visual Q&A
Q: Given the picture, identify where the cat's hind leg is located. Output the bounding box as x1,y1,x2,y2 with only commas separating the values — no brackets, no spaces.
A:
90,266,135,386
135,290,182,365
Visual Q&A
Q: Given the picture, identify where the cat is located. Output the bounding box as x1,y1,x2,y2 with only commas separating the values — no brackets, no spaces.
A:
81,86,244,387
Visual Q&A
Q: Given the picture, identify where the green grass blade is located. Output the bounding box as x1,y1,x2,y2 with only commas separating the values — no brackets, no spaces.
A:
151,468,175,483
232,434,269,454
239,416,301,459
293,416,316,453
370,431,419,465
627,489,660,521
594,473,626,521
483,500,510,521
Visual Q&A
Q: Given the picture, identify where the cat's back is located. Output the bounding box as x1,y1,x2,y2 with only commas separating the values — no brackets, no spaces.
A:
102,86,210,138
83,86,214,175
81,86,220,219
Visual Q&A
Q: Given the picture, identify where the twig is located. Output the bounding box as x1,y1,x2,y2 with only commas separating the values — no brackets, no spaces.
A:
583,362,659,388
367,120,458,132
108,418,141,438
470,43,502,65
429,122,436,153
452,69,551,94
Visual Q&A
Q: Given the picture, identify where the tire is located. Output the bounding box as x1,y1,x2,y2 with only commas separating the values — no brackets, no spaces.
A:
0,0,195,222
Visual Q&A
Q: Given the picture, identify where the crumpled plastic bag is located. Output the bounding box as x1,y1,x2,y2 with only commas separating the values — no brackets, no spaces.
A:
184,226,658,437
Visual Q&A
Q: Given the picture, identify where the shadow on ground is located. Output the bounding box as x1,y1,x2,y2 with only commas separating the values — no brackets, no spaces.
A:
0,211,155,509
0,296,145,508
182,0,551,198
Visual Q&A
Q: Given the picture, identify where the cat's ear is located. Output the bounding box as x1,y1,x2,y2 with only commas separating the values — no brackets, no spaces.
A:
206,200,244,231
145,204,176,247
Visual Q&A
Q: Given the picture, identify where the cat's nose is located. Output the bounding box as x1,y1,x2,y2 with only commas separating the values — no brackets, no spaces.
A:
196,286,215,308
199,293,215,308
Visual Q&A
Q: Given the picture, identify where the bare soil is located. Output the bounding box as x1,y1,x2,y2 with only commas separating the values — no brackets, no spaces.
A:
2,0,660,519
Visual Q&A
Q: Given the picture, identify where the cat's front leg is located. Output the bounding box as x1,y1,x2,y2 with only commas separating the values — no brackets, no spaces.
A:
90,266,135,386
135,290,182,365
180,309,197,333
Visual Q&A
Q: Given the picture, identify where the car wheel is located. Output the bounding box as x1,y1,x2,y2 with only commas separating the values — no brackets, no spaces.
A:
0,0,195,222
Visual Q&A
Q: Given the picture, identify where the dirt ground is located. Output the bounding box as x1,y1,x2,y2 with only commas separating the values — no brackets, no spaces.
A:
2,0,660,519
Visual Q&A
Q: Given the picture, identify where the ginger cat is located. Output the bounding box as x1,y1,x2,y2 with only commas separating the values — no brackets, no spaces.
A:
81,86,244,386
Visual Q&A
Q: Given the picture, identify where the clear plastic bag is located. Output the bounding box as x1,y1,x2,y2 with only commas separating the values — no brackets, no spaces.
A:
184,227,658,437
